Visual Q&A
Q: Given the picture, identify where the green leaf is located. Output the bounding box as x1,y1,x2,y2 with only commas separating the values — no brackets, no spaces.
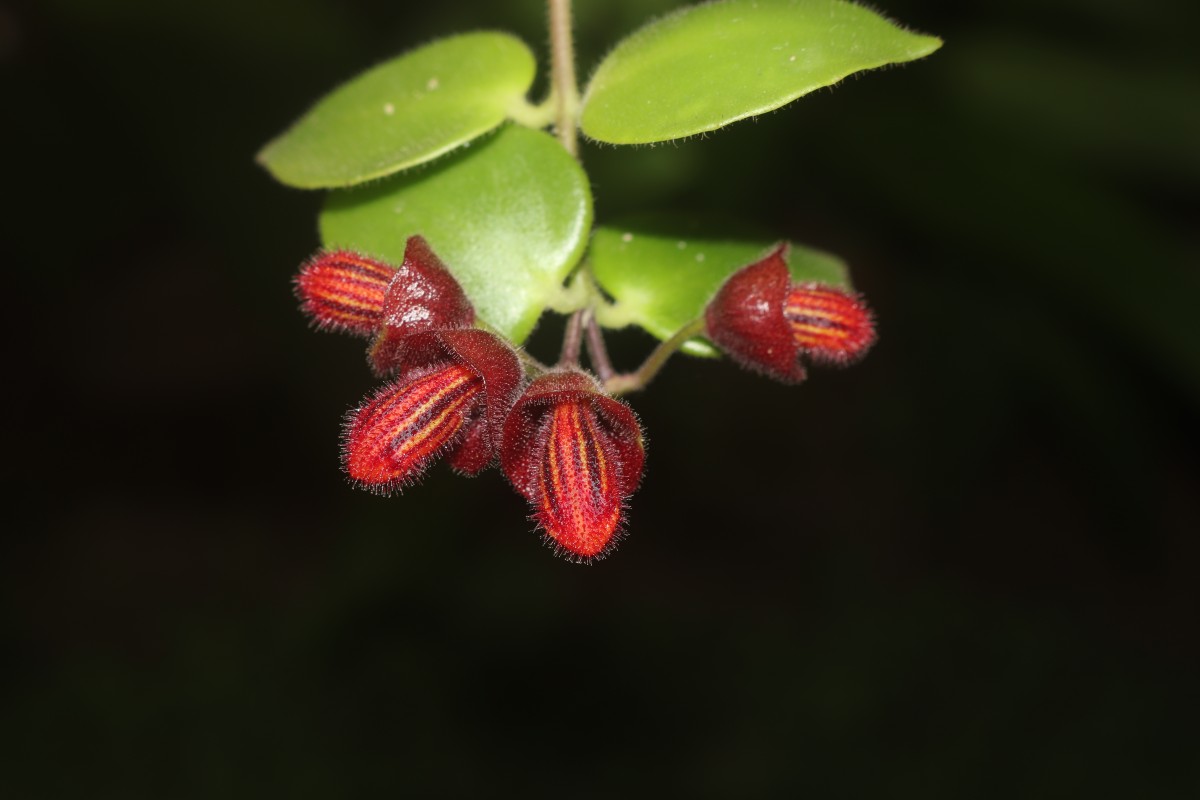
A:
590,217,849,356
320,126,592,344
581,0,942,144
259,32,537,188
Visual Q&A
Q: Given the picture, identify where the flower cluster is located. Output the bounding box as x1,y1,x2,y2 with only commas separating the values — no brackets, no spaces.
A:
296,237,644,562
295,238,874,563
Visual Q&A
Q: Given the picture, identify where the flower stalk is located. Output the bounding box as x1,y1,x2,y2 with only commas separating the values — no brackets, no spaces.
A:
584,312,615,382
604,318,707,395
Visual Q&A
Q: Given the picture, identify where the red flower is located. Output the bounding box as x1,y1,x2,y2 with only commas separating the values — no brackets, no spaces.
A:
501,371,645,563
704,243,876,382
294,237,475,367
295,250,393,336
784,283,876,366
343,329,521,492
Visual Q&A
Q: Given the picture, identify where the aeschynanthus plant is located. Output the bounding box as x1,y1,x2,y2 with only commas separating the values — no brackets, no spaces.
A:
259,0,939,562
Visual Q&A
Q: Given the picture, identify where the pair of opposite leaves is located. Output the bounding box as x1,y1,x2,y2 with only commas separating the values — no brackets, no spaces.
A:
259,0,942,188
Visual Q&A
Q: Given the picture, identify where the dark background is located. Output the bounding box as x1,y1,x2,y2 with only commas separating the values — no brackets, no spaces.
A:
5,0,1199,796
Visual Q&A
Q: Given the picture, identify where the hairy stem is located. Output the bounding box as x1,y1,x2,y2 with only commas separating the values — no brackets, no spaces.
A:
584,312,616,381
604,318,707,395
548,0,580,157
559,310,585,367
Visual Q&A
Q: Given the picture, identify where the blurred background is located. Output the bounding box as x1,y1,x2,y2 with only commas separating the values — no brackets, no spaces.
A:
4,0,1198,796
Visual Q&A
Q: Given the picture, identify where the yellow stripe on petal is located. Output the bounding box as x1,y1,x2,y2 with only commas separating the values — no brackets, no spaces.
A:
345,363,482,490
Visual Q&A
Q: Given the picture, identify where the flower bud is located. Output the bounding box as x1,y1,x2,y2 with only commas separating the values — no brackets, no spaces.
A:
295,237,476,366
295,250,393,336
343,329,521,492
704,244,875,382
344,362,482,489
501,371,645,562
785,283,876,365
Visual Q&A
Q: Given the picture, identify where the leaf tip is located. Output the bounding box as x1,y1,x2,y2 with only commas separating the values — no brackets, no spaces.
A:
253,137,320,190
910,33,944,59
254,137,279,172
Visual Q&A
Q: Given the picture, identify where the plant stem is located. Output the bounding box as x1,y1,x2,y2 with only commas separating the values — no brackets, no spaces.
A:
507,96,557,129
547,0,580,157
559,310,585,367
584,312,615,381
604,318,707,395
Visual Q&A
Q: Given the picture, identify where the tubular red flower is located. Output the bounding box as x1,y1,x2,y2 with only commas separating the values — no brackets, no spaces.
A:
501,371,645,563
344,362,482,490
343,329,521,493
294,237,476,368
784,283,876,365
295,250,393,336
704,243,875,382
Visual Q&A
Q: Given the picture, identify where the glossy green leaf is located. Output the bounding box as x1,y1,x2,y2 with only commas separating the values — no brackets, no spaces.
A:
259,32,537,188
590,218,849,356
320,126,592,344
581,0,942,144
